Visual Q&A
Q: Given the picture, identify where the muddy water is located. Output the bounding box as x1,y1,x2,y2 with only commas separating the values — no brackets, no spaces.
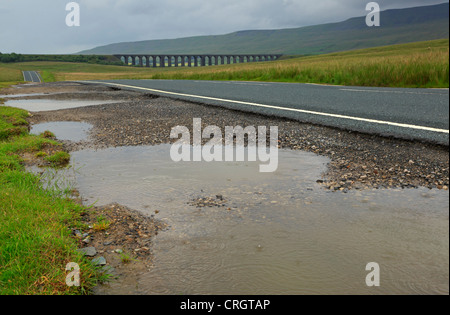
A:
0,93,49,98
3,99,122,111
70,145,449,295
31,121,92,142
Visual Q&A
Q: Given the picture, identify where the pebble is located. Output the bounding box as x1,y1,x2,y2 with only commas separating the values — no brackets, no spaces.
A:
100,266,115,275
189,195,227,208
92,256,107,266
73,230,82,239
77,247,97,257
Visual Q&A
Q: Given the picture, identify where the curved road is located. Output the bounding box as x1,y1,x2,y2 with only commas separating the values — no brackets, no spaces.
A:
86,80,449,145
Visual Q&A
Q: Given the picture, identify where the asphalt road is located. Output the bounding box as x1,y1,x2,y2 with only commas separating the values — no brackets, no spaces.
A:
22,71,43,83
88,80,449,145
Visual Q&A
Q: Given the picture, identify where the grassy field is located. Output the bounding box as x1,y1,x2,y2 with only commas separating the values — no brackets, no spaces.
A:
146,39,449,88
0,67,23,83
1,39,448,88
0,91,105,294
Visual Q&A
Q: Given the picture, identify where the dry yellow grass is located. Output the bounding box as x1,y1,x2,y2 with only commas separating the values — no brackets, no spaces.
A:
0,66,23,82
147,41,449,87
1,39,448,88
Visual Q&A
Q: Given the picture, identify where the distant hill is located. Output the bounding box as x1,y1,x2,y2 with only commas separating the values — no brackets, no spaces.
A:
79,3,449,56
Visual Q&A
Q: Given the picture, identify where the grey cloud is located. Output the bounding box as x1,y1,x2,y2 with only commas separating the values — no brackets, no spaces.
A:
0,0,447,53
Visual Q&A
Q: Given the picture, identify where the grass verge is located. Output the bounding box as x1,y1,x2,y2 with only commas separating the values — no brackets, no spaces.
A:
0,85,105,295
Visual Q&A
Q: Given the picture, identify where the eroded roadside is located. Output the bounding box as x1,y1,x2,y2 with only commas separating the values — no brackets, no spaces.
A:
4,81,447,191
2,81,449,292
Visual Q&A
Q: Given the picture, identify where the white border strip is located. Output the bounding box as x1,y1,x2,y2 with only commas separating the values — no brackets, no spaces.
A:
22,71,29,82
90,81,449,134
340,88,447,96
35,72,42,83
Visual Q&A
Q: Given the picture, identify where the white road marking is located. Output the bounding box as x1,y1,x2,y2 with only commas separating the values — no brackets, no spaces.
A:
306,83,344,87
22,71,29,82
340,88,447,96
194,81,269,86
89,81,450,134
32,71,41,83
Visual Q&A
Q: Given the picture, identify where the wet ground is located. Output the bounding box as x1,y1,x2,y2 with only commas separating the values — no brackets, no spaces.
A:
15,82,448,191
3,98,124,112
2,82,449,295
69,144,448,295
31,121,92,142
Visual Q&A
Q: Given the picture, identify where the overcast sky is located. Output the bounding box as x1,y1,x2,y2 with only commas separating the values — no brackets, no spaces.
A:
0,0,447,54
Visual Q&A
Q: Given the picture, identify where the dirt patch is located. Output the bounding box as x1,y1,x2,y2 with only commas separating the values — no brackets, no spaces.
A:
73,203,168,293
19,141,69,168
16,81,449,191
1,81,120,97
188,195,228,208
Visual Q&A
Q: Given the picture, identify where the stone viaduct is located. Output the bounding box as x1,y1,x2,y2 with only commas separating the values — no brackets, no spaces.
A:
114,54,283,67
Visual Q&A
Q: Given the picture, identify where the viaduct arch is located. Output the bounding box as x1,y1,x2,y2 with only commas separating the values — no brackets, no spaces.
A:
114,54,283,67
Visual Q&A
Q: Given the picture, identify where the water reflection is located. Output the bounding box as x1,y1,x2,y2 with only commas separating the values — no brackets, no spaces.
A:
4,99,123,111
31,121,92,142
67,144,449,295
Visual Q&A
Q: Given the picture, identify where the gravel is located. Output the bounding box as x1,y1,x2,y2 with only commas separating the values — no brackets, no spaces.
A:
7,81,449,191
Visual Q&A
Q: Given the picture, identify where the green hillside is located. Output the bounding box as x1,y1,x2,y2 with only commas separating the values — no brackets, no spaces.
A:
80,3,449,55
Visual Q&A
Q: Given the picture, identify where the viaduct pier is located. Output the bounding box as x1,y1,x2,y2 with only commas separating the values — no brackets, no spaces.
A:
114,54,283,67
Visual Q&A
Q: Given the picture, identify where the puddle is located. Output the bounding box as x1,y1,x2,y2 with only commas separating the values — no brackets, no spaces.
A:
31,121,93,142
3,99,121,111
0,93,49,98
27,165,77,194
0,92,102,99
66,144,448,295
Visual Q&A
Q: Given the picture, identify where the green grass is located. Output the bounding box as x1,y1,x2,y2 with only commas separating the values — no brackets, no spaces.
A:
0,89,105,294
147,39,449,88
92,216,111,232
44,152,71,167
1,39,447,88
0,67,23,82
40,131,55,139
40,70,55,83
118,251,134,264
0,106,29,141
0,83,20,91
